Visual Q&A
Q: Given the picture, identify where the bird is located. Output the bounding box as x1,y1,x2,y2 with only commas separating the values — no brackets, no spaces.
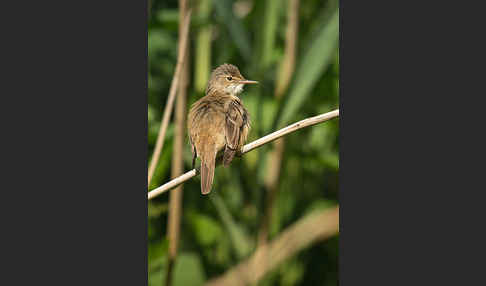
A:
187,63,258,195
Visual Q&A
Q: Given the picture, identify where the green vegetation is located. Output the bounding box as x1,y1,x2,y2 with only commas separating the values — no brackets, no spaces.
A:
149,0,339,285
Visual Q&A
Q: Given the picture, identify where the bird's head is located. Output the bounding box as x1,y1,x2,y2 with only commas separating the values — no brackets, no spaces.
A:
206,63,258,96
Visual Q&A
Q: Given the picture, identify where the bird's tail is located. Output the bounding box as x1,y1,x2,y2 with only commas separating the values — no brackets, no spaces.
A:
200,145,217,195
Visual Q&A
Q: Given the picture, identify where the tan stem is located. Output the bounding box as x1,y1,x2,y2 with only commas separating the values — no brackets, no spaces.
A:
147,9,192,186
164,2,190,286
147,109,339,200
274,0,299,98
167,42,188,263
205,206,339,286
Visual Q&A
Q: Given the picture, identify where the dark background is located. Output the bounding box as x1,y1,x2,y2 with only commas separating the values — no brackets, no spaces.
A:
2,0,483,285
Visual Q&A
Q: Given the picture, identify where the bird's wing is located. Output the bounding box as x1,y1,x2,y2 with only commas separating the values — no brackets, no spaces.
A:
225,100,244,150
223,100,245,166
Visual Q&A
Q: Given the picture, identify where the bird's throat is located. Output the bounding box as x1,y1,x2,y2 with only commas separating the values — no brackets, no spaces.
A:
224,84,244,96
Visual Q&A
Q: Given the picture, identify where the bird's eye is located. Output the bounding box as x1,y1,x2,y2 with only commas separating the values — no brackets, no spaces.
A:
227,76,232,81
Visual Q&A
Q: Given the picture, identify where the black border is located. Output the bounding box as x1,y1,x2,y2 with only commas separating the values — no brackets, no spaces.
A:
339,0,479,285
4,0,479,284
3,0,148,284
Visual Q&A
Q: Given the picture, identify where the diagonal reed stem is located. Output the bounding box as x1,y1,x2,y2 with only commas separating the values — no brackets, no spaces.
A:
147,10,192,186
148,109,339,200
205,206,339,286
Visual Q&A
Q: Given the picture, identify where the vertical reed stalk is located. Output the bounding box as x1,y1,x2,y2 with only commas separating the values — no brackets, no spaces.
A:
165,2,189,285
147,10,192,186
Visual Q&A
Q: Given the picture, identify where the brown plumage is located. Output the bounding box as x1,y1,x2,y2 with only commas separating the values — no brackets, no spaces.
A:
187,64,257,195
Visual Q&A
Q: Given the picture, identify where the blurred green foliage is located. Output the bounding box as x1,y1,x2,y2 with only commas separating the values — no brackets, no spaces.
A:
148,0,339,285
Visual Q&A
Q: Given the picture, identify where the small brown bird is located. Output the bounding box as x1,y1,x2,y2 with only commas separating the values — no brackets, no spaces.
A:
188,64,257,195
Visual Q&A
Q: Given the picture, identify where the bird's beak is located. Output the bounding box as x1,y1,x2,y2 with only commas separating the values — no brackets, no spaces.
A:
238,79,258,84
